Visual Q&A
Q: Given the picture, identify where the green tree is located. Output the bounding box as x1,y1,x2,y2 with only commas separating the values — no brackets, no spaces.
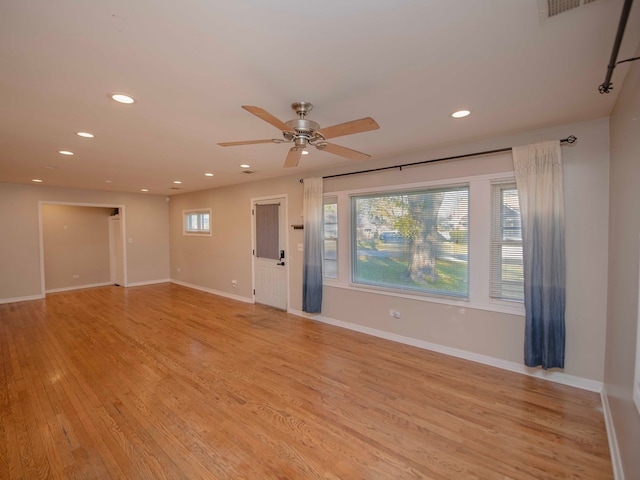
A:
399,192,444,282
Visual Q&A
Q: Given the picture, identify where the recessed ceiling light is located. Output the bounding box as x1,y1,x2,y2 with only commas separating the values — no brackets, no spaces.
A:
141,188,149,192
58,150,74,155
240,164,250,169
173,180,182,184
204,173,214,177
76,132,94,138
301,150,309,155
452,110,471,118
111,93,135,104
32,178,43,183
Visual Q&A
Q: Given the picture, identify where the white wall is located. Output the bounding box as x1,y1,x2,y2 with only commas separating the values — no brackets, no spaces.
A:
606,40,640,480
0,183,170,302
169,116,611,384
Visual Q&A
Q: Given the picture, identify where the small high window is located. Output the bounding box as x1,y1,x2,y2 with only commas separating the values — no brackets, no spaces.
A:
183,209,211,236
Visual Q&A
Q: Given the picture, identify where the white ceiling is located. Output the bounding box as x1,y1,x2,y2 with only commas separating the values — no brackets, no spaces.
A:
1,0,639,195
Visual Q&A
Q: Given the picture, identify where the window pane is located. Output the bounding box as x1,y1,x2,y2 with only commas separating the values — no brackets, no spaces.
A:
490,184,523,301
184,209,211,235
352,186,469,297
323,198,338,279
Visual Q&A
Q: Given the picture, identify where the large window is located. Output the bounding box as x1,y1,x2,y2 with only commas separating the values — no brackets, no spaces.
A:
490,182,524,301
183,209,211,236
323,197,338,279
351,185,469,298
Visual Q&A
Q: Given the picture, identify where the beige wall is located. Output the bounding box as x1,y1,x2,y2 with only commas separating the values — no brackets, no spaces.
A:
0,183,170,301
606,41,640,479
169,116,611,383
169,176,305,306
42,205,112,291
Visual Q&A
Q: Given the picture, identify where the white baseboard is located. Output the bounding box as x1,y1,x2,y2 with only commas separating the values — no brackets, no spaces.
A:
127,278,171,287
288,308,604,393
0,293,45,304
45,282,113,294
170,279,253,304
601,387,624,480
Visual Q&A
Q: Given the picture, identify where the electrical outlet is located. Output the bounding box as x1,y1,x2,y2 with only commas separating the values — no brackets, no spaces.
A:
389,309,401,319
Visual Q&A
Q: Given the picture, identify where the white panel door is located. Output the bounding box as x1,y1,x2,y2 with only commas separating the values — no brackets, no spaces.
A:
253,199,287,310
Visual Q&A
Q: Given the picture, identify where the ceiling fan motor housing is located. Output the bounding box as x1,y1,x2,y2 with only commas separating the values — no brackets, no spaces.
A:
285,118,324,147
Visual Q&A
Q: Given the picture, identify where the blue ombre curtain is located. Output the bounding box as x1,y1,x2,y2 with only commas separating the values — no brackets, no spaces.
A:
513,140,566,369
302,177,323,313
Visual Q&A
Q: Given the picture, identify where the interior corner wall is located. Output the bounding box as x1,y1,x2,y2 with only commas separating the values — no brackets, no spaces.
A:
169,116,611,384
42,204,113,291
0,183,171,302
169,176,305,307
606,41,640,479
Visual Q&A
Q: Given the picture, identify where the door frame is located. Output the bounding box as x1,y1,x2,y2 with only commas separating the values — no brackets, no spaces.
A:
38,201,127,295
250,194,289,309
109,214,125,286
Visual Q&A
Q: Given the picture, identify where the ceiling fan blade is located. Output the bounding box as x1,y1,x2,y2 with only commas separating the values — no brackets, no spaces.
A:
217,139,275,147
284,147,302,168
242,106,291,132
319,117,379,140
320,142,371,161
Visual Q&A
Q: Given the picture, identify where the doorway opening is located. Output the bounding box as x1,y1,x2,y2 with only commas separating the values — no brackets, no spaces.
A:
38,202,126,294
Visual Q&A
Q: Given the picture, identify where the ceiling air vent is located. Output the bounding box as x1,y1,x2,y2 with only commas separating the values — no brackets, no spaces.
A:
539,0,603,19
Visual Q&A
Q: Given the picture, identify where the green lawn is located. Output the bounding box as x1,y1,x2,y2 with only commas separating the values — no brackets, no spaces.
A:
354,244,468,296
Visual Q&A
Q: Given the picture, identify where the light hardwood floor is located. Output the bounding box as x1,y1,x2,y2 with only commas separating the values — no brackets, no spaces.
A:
0,284,612,479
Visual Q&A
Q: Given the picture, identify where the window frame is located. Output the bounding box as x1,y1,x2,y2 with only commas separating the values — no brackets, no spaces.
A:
183,208,211,236
490,180,524,303
349,184,470,300
322,196,338,280
322,172,525,316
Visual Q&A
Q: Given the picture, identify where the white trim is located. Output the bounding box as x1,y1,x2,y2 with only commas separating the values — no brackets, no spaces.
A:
45,282,114,294
0,294,45,305
601,386,624,480
289,308,603,392
170,279,253,304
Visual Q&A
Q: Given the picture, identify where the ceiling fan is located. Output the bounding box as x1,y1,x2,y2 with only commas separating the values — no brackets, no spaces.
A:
218,102,380,168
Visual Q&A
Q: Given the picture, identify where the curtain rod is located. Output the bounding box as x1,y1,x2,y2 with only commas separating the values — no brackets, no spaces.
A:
300,135,577,182
598,0,635,94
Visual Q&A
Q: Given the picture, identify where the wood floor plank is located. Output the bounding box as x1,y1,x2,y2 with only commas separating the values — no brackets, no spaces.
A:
0,283,613,479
